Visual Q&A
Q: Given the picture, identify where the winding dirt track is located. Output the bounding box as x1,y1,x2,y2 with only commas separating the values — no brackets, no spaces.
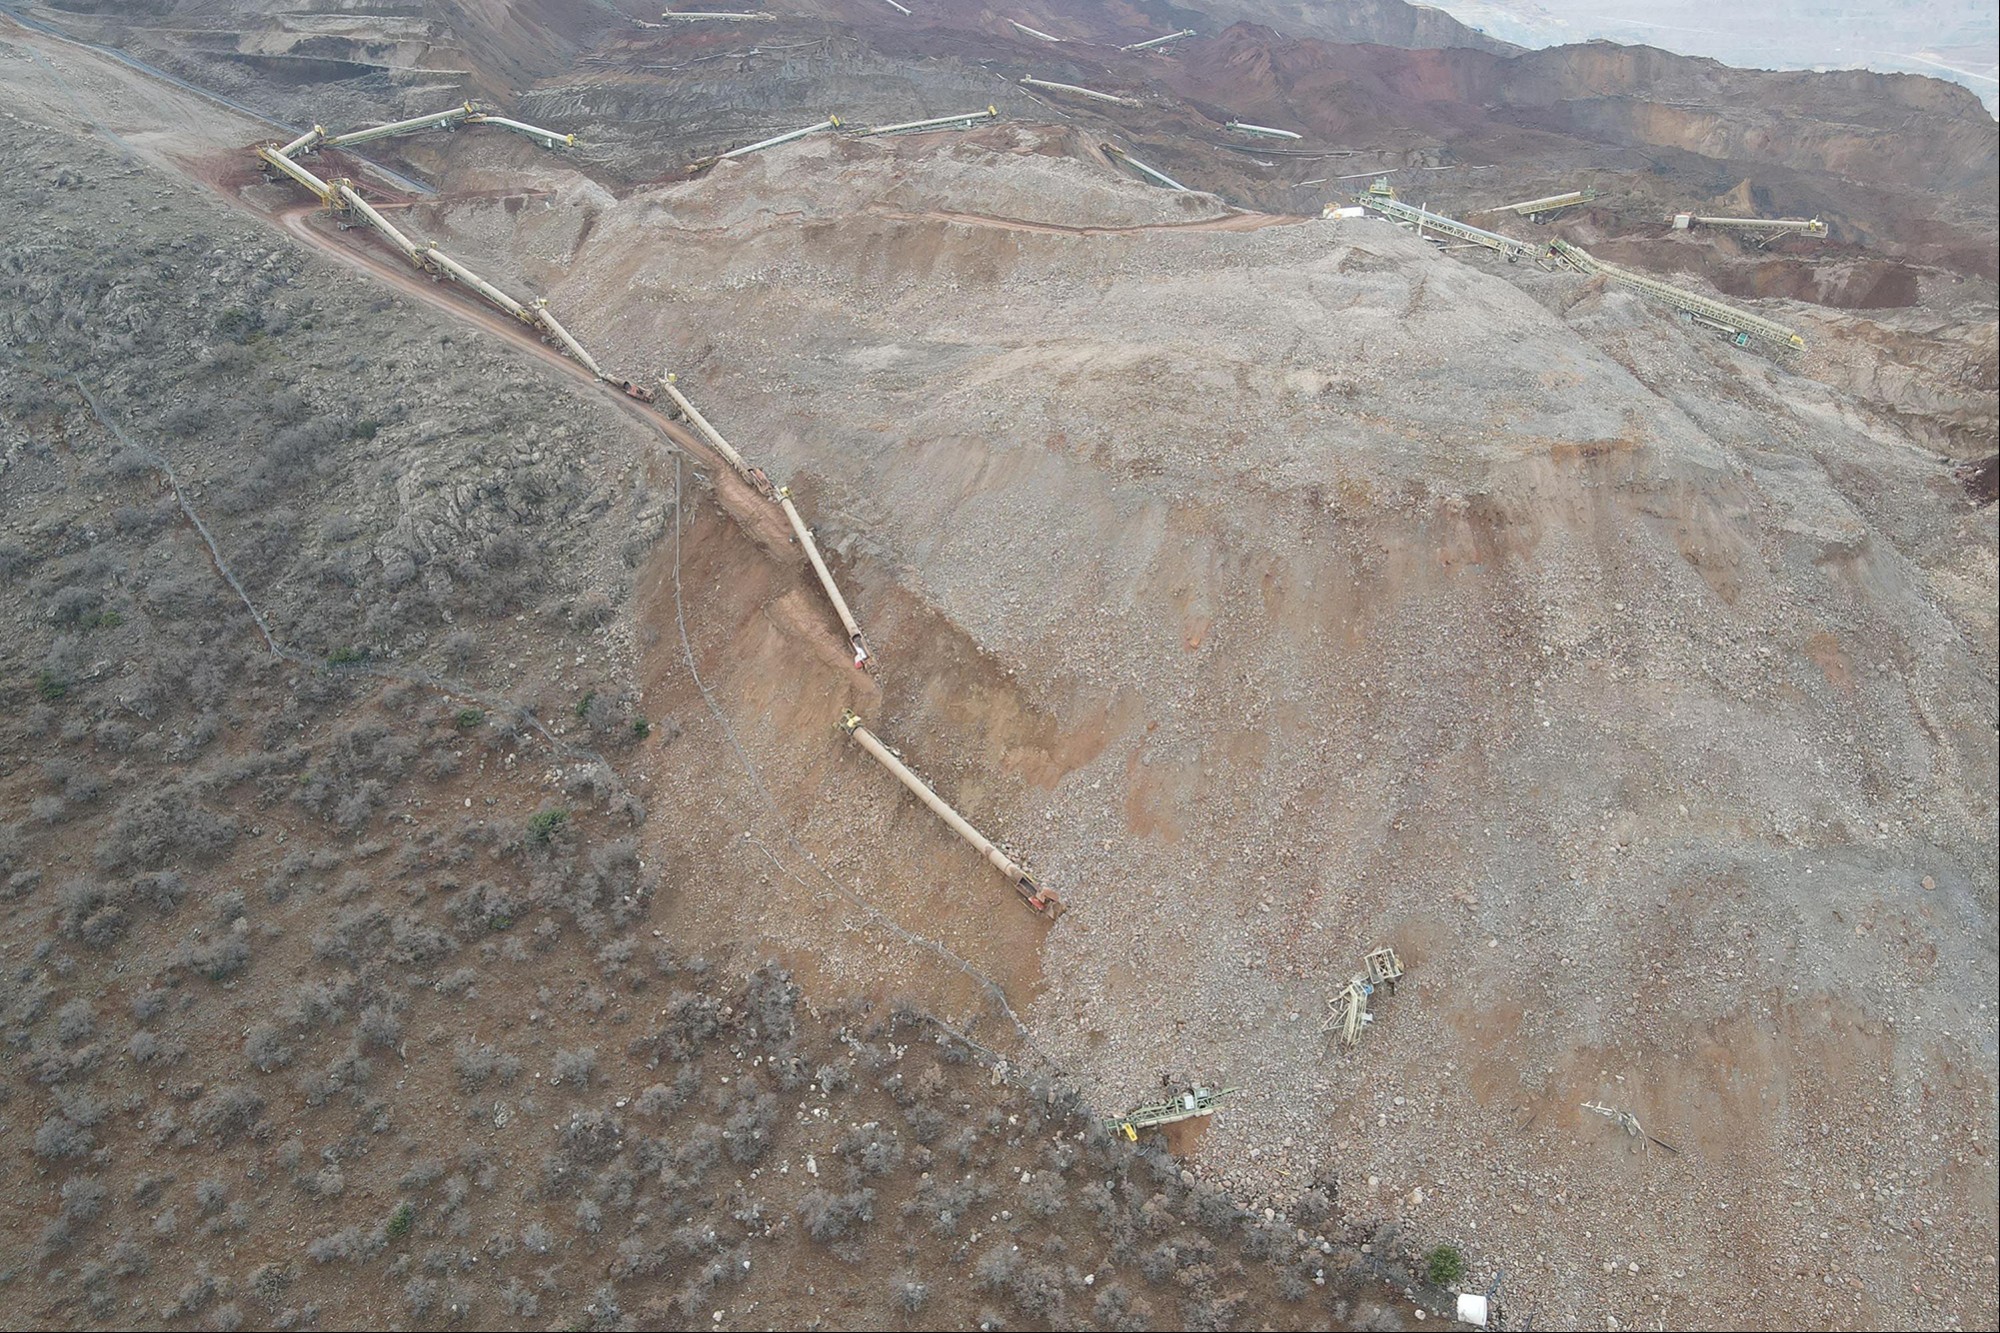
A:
274,204,807,564
1,16,815,607
277,204,893,670
10,7,1128,1012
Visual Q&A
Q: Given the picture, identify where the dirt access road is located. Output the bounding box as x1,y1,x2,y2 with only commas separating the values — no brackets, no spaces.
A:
6,12,1309,681
4,13,1057,1044
3,11,835,626
268,202,814,570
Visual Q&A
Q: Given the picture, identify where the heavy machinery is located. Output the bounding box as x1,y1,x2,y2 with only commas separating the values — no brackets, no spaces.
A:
1549,238,1806,352
1670,212,1827,242
838,710,1063,917
860,107,1000,137
1121,28,1196,52
657,375,870,666
1324,946,1404,1047
1019,76,1141,108
259,132,655,398
256,144,336,203
779,489,871,668
1475,187,1596,222
1103,144,1190,192
1225,120,1302,141
1342,182,1541,262
1110,1086,1233,1140
276,102,577,159
713,116,842,163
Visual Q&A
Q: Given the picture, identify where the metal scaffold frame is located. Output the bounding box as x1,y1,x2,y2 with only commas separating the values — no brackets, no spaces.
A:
1324,947,1405,1048
1110,1086,1233,1140
1551,239,1806,351
1347,185,1540,261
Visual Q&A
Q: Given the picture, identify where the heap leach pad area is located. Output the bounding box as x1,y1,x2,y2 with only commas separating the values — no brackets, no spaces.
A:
0,4,1995,1330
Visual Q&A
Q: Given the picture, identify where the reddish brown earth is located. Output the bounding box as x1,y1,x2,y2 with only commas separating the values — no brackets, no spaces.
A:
3,4,1994,1331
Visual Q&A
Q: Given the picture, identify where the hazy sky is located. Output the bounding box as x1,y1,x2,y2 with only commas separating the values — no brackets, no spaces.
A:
1423,0,1999,111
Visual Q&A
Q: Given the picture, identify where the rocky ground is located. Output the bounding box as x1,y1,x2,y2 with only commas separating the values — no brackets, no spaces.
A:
3,2,1997,1330
0,54,1435,1329
466,134,1995,1329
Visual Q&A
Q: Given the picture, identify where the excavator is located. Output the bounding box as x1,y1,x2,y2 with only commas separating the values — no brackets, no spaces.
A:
1110,1086,1234,1141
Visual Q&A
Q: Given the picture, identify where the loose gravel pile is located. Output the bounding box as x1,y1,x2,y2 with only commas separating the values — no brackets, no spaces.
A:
391,130,2000,1327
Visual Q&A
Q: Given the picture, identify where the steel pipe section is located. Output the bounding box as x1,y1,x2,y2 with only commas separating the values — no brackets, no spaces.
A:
839,712,1064,917
256,145,335,201
860,107,1000,137
467,114,578,150
332,183,424,266
1225,120,1300,140
421,245,533,323
1488,189,1591,216
776,488,870,667
1121,29,1195,51
1019,76,1139,108
717,117,841,161
276,125,325,158
301,103,576,156
657,375,768,493
1106,145,1189,191
1681,214,1827,237
321,102,476,150
530,302,604,378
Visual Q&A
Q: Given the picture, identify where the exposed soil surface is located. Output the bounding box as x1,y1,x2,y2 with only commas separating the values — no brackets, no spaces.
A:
3,3,1996,1331
0,32,1425,1330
